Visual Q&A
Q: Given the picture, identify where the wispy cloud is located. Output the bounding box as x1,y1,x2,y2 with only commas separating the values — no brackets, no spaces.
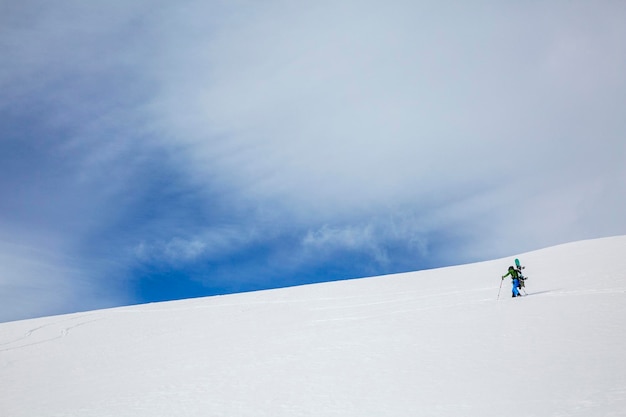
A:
133,225,263,266
142,0,626,224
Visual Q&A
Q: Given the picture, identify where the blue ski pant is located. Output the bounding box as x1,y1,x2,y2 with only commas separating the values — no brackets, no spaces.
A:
512,279,520,296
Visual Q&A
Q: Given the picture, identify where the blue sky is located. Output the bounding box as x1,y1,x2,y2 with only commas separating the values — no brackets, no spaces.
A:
2,0,625,322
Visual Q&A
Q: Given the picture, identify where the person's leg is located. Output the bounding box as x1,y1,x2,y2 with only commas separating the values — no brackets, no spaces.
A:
512,279,520,297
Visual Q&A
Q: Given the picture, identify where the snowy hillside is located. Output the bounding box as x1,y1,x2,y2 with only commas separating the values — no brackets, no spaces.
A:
2,236,625,417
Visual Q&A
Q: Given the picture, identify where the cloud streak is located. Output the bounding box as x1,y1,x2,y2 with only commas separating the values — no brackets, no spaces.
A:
144,1,626,220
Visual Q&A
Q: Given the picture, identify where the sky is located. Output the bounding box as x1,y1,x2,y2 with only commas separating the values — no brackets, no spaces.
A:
1,0,626,322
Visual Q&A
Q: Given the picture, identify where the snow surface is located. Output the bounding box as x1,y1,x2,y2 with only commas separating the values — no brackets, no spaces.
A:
1,236,626,417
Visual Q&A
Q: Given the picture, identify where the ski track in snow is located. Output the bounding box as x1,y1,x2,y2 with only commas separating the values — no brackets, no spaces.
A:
0,314,101,352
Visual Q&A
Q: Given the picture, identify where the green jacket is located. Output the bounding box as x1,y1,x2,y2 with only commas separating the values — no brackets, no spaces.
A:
502,269,520,280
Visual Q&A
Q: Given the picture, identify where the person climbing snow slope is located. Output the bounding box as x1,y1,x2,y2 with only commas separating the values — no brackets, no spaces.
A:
502,266,522,298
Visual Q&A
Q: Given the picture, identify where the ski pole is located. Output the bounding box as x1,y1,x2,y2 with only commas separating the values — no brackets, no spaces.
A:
497,277,504,300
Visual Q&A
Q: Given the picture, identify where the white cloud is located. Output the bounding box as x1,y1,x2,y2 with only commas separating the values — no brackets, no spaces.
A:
303,224,377,252
141,1,626,232
133,226,262,266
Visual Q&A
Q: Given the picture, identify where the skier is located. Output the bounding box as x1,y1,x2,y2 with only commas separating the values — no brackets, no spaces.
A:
502,266,522,297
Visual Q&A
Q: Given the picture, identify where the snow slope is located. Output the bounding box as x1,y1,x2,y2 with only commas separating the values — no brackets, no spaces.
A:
1,236,625,417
